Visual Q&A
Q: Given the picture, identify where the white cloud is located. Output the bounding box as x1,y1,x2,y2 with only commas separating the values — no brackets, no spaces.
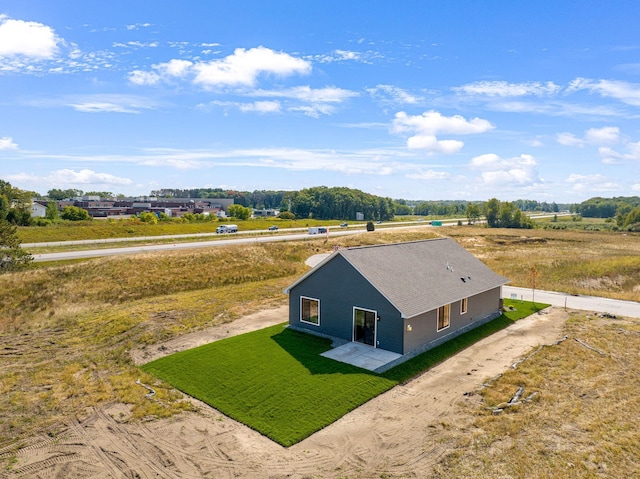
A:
155,59,193,77
566,173,619,193
8,169,132,188
584,126,620,145
252,86,357,117
202,86,356,117
313,49,371,64
128,59,192,85
470,153,540,186
0,136,18,150
367,84,422,105
288,104,336,118
70,102,137,113
392,111,494,136
129,46,311,89
193,46,311,87
392,110,494,154
525,137,543,147
0,16,60,58
126,23,152,30
406,135,464,154
599,141,640,164
557,132,585,147
65,94,156,113
558,126,620,148
239,101,281,113
567,78,640,107
128,70,161,85
453,81,561,97
334,50,361,61
406,170,451,180
257,85,357,103
632,183,640,192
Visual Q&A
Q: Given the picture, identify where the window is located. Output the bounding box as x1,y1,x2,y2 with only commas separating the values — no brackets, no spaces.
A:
437,304,450,331
461,297,468,315
300,297,320,325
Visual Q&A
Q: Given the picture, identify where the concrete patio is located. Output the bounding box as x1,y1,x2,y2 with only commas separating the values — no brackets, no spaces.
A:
321,342,402,372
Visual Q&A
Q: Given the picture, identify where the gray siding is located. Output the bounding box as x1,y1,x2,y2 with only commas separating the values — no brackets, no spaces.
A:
289,255,405,353
402,286,502,354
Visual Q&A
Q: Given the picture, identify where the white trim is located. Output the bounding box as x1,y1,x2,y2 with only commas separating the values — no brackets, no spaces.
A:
352,306,378,348
300,296,320,326
437,304,451,332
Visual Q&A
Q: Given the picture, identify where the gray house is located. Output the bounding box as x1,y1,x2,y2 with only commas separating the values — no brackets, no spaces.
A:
285,238,509,357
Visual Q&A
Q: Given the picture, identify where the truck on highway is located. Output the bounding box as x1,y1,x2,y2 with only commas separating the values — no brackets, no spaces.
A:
216,224,238,234
308,227,327,235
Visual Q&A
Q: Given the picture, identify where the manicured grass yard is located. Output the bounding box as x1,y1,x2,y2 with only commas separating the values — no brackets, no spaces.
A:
142,299,544,446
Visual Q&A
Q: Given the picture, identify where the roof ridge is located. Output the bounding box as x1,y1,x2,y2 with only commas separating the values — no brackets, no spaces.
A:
341,237,447,253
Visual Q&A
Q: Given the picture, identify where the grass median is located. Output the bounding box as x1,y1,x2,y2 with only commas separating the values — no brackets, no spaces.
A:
142,299,544,446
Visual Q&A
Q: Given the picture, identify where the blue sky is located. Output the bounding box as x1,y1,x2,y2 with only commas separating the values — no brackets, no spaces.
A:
1,1,640,203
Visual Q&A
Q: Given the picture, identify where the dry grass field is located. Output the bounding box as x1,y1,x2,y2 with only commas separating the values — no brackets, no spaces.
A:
1,226,639,477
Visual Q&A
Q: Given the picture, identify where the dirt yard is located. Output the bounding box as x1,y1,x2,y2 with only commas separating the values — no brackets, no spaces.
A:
5,306,569,478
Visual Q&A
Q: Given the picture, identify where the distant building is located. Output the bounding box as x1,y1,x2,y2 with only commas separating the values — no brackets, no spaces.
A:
50,197,236,218
31,201,47,218
252,208,280,217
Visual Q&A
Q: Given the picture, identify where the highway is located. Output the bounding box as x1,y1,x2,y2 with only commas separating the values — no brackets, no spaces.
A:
27,213,568,263
30,228,364,262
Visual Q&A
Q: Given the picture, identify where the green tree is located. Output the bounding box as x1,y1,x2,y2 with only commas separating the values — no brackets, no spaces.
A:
393,202,412,215
46,201,60,221
84,191,114,198
484,198,500,227
484,198,532,229
60,205,91,221
0,180,32,225
0,219,32,272
466,203,480,224
227,204,251,220
47,188,83,200
622,205,640,229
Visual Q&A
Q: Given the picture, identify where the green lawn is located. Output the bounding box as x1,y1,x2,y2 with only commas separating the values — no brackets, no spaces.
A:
142,299,545,446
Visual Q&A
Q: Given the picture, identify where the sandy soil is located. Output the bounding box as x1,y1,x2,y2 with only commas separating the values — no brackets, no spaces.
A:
4,306,569,478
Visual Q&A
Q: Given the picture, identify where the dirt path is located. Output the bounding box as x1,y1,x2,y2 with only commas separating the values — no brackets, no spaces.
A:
6,307,569,478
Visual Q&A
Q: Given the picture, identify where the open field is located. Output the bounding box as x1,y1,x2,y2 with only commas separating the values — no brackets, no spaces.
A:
1,226,639,476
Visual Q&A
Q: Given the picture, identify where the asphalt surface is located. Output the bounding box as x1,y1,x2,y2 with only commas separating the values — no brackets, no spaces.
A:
503,285,640,319
29,229,362,262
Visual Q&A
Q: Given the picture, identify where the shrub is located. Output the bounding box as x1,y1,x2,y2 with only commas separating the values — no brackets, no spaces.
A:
278,211,295,220
60,206,91,221
138,212,158,224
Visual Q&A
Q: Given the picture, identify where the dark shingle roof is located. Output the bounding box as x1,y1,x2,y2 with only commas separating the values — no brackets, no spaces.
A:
306,238,508,319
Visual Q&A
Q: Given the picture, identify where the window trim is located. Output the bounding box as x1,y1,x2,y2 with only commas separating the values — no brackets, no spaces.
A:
300,296,320,326
460,297,468,315
437,304,451,331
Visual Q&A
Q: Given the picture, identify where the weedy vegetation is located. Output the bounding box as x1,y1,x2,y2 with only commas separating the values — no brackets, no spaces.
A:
431,311,640,478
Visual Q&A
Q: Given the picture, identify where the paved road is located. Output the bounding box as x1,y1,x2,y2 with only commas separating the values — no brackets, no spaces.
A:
30,229,363,262
503,286,640,319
